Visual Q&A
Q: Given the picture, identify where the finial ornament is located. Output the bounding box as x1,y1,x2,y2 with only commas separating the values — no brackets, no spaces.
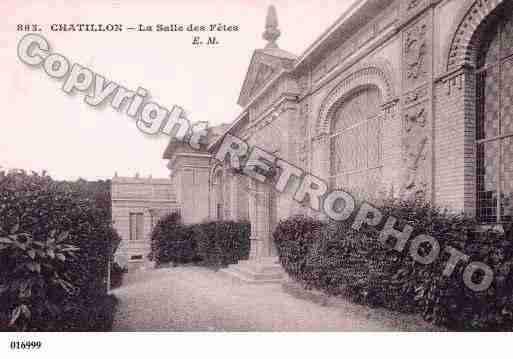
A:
263,5,281,48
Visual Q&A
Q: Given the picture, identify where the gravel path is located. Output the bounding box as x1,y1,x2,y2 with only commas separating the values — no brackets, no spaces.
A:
112,267,437,331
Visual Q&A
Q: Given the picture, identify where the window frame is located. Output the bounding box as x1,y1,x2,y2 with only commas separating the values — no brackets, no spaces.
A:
475,16,513,224
129,212,144,241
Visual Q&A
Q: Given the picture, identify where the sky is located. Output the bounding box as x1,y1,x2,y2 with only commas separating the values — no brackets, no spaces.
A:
0,0,356,180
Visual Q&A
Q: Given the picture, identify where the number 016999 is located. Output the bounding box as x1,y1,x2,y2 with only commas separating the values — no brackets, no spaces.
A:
10,341,42,350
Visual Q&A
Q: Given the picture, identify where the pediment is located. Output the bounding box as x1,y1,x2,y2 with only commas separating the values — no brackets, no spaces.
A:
237,48,297,107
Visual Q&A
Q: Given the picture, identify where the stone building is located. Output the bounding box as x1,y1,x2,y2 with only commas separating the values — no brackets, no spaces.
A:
150,0,513,280
111,175,179,269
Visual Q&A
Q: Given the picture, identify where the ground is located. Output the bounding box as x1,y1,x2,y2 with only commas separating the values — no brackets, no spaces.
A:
112,267,438,331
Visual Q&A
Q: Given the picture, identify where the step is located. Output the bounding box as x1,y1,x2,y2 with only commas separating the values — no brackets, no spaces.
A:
227,265,285,281
220,267,286,284
220,257,286,284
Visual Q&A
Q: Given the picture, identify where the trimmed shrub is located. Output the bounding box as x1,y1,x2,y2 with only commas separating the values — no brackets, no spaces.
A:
271,216,325,284
0,170,120,331
149,212,197,265
195,221,250,267
110,262,127,289
150,216,250,268
274,199,513,330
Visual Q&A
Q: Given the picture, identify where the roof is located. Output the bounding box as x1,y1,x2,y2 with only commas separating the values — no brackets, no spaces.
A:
209,0,395,150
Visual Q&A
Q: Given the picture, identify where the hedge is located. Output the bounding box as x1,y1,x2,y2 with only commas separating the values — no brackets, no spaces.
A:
0,170,121,331
273,199,513,330
149,212,198,265
150,215,250,268
194,221,251,267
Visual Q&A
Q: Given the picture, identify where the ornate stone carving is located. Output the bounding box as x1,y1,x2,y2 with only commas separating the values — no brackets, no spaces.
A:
405,107,427,132
311,4,398,86
407,0,423,11
298,100,311,169
401,103,430,199
263,5,281,49
297,74,310,97
404,85,429,106
404,22,428,81
443,69,464,96
403,136,429,197
316,60,397,136
446,0,504,71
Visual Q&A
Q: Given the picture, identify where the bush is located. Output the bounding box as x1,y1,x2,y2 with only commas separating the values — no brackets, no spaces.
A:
110,262,127,289
149,212,197,265
0,170,120,331
274,199,513,330
195,221,250,267
150,215,250,268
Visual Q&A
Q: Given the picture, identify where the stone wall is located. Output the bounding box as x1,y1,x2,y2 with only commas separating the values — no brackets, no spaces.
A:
112,176,179,268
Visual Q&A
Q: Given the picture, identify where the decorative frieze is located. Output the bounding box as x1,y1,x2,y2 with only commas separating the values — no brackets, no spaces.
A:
400,0,434,25
407,0,423,11
401,102,431,199
404,84,429,107
439,69,465,96
404,20,429,86
311,2,399,86
297,100,311,169
404,106,427,133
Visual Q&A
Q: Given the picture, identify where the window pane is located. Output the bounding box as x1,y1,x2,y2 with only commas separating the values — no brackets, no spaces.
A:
477,141,499,223
478,25,500,68
129,214,136,241
136,214,144,241
502,14,513,59
501,58,513,136
366,117,382,168
501,138,513,223
330,88,382,196
477,67,500,140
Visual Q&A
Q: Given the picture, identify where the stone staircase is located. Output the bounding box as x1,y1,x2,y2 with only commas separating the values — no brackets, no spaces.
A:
220,256,287,284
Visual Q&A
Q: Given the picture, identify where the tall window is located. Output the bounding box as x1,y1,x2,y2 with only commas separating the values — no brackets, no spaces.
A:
129,213,144,241
213,170,224,220
476,9,513,223
330,87,383,195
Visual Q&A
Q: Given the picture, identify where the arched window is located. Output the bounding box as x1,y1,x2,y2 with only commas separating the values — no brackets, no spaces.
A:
476,7,513,223
330,87,383,196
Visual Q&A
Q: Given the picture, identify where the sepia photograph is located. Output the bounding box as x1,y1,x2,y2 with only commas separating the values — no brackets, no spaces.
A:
1,0,513,357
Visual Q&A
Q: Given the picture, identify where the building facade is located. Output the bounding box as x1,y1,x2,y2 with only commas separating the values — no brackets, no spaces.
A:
160,0,513,277
111,175,180,269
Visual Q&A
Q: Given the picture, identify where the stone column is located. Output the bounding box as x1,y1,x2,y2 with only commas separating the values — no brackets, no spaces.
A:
229,172,240,220
248,179,272,259
311,134,330,180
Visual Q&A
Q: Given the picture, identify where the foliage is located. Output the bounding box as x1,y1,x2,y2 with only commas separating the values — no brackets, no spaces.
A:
110,262,127,290
273,199,513,330
150,214,250,268
194,221,251,268
0,170,120,331
149,212,197,265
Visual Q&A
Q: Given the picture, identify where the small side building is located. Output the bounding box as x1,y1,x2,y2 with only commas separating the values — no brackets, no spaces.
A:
111,175,179,270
